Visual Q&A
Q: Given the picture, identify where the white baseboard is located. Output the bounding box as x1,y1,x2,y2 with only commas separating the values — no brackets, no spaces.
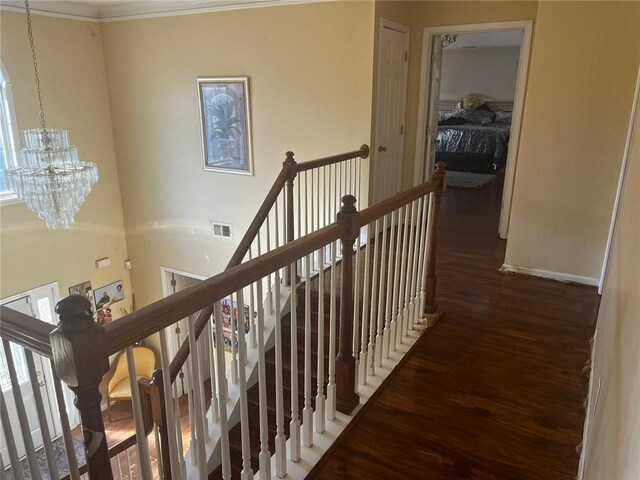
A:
500,264,599,287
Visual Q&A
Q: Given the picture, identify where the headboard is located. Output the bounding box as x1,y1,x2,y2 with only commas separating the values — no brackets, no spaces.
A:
439,100,514,112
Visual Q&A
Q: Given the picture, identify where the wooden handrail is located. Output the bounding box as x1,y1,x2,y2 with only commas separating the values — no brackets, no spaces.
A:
105,167,446,356
104,223,346,355
294,145,369,173
358,177,442,226
167,147,364,382
0,305,54,357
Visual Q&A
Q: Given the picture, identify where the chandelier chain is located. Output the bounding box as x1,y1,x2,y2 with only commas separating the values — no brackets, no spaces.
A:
25,0,47,131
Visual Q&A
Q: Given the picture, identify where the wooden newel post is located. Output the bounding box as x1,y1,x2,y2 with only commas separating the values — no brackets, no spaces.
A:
284,151,297,286
335,194,360,414
149,369,172,480
50,295,113,480
424,161,447,315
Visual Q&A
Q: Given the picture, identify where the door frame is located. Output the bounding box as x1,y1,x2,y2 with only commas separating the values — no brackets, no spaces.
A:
413,21,534,239
0,282,65,446
372,18,410,203
597,65,640,295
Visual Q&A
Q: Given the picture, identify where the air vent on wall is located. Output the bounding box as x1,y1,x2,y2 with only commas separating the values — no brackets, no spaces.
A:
212,221,232,239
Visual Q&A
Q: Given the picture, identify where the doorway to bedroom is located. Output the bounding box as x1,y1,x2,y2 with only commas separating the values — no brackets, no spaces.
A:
415,22,533,240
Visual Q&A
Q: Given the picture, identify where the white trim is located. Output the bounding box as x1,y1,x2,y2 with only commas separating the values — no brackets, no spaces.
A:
597,66,640,295
372,18,410,203
413,21,533,240
160,266,208,298
0,61,22,206
0,0,330,22
500,264,599,287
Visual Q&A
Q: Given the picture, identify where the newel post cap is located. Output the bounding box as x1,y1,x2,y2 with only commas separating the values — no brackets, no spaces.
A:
50,294,109,389
338,194,360,241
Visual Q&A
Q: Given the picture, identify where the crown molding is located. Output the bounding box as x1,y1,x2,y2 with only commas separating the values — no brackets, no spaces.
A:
0,0,331,22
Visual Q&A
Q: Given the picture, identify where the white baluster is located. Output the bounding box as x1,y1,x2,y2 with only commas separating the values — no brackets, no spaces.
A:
234,290,254,480
390,207,404,353
375,215,389,367
303,254,314,447
405,201,418,333
197,327,211,441
206,322,220,423
2,340,40,479
187,317,209,478
420,194,436,316
359,222,372,386
0,388,23,480
383,210,397,360
289,262,301,462
274,265,287,478
125,346,155,480
158,330,184,480
25,350,58,480
154,425,163,479
315,167,321,268
185,348,197,466
398,205,411,342
352,221,362,387
368,219,380,374
50,368,80,480
214,301,232,480
173,381,187,477
316,246,326,433
415,195,429,324
409,198,424,329
326,240,337,421
229,295,239,385
266,215,274,315
249,274,258,349
255,274,272,479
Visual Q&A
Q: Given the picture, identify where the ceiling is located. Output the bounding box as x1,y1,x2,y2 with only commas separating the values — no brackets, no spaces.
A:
0,0,318,21
446,31,523,50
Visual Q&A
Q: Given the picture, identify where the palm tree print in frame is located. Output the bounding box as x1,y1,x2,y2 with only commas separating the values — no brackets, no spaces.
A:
198,77,253,175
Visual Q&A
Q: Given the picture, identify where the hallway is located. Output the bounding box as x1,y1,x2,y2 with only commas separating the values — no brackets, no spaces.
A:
311,178,600,479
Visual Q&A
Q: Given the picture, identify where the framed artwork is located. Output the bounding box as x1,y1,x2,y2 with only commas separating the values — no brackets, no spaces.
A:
69,280,96,314
197,77,253,176
218,298,254,352
94,280,125,324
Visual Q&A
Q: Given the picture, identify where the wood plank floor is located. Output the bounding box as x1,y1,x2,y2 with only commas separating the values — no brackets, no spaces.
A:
310,177,600,479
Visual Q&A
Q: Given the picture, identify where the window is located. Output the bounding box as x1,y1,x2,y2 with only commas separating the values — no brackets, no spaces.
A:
0,61,19,203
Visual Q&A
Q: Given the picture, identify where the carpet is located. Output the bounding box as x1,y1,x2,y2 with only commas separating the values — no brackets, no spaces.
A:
447,171,497,189
4,436,85,480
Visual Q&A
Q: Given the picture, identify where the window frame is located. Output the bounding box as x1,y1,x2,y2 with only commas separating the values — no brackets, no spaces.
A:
0,61,21,205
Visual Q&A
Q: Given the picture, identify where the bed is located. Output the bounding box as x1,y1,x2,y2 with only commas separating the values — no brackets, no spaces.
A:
435,98,513,174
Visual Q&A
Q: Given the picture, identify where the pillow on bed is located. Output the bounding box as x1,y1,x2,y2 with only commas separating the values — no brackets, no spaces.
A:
494,111,513,124
460,109,495,125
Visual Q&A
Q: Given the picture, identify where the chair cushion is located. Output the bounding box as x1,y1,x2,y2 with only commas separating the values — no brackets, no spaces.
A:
109,375,149,400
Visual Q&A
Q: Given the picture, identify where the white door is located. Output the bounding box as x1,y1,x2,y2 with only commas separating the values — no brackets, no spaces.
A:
423,35,444,182
0,283,63,463
373,21,410,203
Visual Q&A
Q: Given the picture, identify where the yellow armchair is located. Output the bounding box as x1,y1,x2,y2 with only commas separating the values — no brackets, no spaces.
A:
106,345,156,422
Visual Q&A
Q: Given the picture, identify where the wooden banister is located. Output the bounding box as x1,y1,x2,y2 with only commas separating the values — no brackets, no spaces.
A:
424,162,447,314
0,305,54,357
104,223,346,355
294,145,369,173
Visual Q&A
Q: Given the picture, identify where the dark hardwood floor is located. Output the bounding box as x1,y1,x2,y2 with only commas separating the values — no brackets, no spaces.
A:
311,177,600,479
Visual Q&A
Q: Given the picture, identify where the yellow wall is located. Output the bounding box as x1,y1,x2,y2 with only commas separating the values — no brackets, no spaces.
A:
383,0,638,280
582,73,640,479
504,1,640,279
0,12,132,317
100,1,375,308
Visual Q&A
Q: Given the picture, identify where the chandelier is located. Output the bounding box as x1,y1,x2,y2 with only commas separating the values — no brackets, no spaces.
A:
3,0,98,229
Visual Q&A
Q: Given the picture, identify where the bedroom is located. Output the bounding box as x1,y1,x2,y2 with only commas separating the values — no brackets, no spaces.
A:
422,29,525,235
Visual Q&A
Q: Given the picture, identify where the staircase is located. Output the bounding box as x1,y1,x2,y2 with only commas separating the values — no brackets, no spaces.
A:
0,146,447,480
211,275,335,479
